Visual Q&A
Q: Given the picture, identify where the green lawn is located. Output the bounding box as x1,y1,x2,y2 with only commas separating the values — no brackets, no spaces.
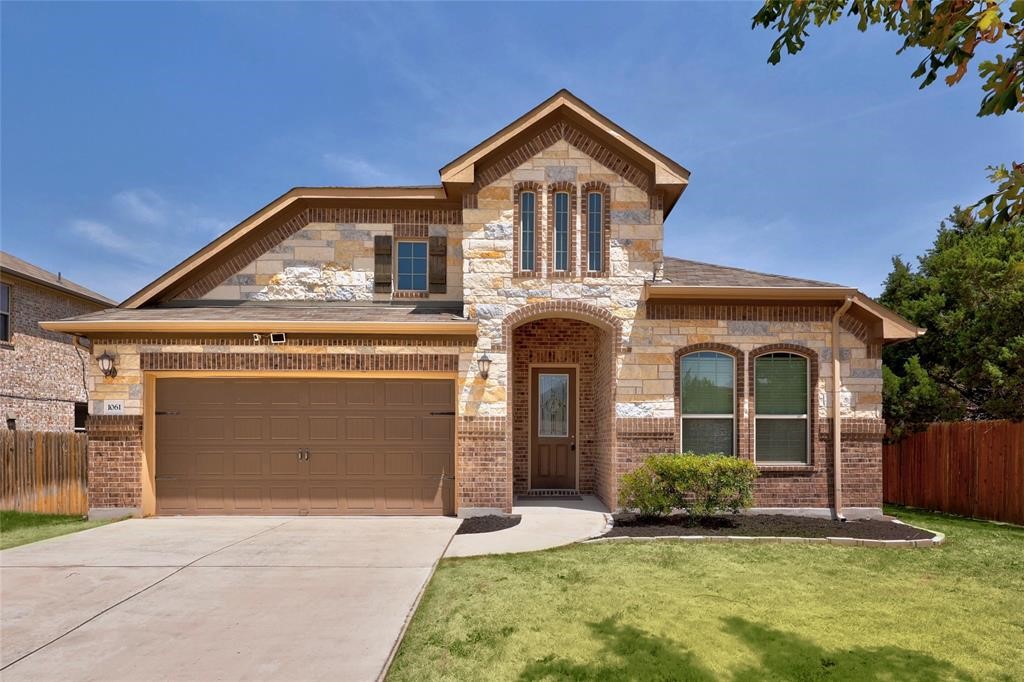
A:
0,510,114,550
390,508,1024,681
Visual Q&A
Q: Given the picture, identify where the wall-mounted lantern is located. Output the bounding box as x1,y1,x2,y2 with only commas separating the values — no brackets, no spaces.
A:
97,351,117,378
478,353,491,380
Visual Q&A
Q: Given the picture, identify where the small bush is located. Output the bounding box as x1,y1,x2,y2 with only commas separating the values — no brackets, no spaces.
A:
618,453,758,518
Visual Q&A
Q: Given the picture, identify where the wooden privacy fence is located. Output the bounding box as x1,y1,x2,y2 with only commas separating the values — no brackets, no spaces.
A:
883,420,1024,525
1,431,89,515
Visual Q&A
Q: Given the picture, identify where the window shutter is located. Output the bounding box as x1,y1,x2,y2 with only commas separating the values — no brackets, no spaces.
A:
374,235,393,293
428,236,447,293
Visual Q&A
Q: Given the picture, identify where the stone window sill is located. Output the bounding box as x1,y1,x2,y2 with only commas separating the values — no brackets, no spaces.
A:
756,464,816,474
393,291,429,299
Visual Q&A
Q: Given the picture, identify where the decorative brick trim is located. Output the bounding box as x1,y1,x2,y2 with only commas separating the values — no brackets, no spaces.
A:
819,417,886,442
547,181,576,278
673,343,745,458
141,352,459,372
392,291,430,299
499,300,622,353
580,181,611,277
748,344,821,467
93,335,475,348
86,414,144,433
394,224,428,239
473,120,653,193
175,206,460,300
513,181,542,276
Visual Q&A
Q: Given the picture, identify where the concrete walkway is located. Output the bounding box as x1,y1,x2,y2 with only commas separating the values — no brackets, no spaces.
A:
0,516,459,681
445,495,610,558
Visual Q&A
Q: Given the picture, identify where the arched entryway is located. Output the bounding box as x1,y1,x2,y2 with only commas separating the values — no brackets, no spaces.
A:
503,302,619,508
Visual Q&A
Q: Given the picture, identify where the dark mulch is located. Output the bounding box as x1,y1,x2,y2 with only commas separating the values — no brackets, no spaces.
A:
605,513,936,540
456,515,522,535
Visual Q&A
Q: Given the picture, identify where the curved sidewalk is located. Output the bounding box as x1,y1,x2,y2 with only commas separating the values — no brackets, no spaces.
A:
445,495,610,558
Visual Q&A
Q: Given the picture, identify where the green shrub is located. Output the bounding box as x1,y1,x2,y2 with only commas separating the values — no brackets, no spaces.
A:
618,453,759,518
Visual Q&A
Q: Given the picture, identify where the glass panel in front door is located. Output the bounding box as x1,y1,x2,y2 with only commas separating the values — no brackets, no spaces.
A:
538,373,569,437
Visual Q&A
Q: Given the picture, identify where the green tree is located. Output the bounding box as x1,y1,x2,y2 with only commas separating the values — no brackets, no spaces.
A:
879,208,1024,438
753,0,1024,227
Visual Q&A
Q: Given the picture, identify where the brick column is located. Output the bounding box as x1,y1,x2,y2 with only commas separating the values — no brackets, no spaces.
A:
456,416,511,516
86,415,143,519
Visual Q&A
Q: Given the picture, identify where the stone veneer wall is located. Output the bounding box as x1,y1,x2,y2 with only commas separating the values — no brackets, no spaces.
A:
200,221,463,302
0,275,102,431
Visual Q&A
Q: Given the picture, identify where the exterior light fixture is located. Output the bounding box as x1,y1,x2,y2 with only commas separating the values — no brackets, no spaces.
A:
478,354,491,380
97,351,117,378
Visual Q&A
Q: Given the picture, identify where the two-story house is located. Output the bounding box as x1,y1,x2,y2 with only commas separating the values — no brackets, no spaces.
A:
44,91,921,520
1,251,115,431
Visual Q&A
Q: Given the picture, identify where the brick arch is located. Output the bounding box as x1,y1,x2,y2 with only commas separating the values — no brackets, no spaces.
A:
513,181,542,275
748,343,821,468
674,343,745,458
547,181,577,277
501,300,622,352
580,181,611,276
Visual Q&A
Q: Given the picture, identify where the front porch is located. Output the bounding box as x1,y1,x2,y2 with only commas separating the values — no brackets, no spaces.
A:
509,313,619,509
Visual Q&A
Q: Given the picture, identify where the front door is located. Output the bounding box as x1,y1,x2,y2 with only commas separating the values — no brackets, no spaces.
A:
530,367,577,489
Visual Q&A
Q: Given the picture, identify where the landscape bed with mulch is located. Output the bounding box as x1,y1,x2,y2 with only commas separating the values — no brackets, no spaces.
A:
456,514,522,535
605,513,936,540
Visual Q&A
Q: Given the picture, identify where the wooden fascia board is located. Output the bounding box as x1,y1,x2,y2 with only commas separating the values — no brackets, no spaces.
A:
39,319,478,336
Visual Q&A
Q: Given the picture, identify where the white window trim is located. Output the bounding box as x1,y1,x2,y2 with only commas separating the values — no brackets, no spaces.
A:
394,240,429,292
679,351,736,456
520,191,536,272
752,352,811,466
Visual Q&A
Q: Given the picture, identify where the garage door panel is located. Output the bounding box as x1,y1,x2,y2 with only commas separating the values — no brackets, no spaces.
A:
156,378,454,516
309,451,340,476
309,417,338,440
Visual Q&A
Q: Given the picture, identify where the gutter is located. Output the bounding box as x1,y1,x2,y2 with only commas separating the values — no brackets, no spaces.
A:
831,296,854,521
39,319,478,336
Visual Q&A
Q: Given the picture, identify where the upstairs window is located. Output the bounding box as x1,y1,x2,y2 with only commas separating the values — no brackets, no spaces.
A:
396,241,428,291
755,352,810,464
553,191,569,272
587,192,603,272
0,283,10,343
679,351,735,455
520,191,536,271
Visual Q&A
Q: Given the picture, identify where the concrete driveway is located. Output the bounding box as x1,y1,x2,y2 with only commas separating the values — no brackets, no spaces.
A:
0,516,460,681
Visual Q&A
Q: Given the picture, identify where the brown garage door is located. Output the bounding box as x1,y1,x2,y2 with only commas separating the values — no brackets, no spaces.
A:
155,378,455,515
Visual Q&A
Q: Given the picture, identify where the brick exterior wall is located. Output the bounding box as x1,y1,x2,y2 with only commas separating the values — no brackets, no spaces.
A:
86,415,144,512
0,275,104,431
457,416,510,512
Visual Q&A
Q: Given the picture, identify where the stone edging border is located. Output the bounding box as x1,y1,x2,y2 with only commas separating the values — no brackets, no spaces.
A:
581,518,945,549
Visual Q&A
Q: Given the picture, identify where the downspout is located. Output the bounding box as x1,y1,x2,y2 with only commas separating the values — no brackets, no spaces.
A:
831,297,854,521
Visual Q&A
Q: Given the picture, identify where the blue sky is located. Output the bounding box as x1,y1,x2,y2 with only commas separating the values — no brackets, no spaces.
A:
2,2,1020,302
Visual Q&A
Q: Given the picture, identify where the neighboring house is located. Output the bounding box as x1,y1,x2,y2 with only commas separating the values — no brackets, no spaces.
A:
43,91,921,520
0,251,115,431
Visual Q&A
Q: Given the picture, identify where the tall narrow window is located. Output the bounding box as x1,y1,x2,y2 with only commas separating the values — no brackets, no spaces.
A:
396,241,428,291
679,351,735,455
0,283,10,343
587,192,603,272
755,352,809,464
554,192,569,272
520,191,535,271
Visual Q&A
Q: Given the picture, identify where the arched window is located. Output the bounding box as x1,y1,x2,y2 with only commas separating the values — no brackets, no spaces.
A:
754,352,809,464
586,191,603,272
520,190,536,271
679,351,735,455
